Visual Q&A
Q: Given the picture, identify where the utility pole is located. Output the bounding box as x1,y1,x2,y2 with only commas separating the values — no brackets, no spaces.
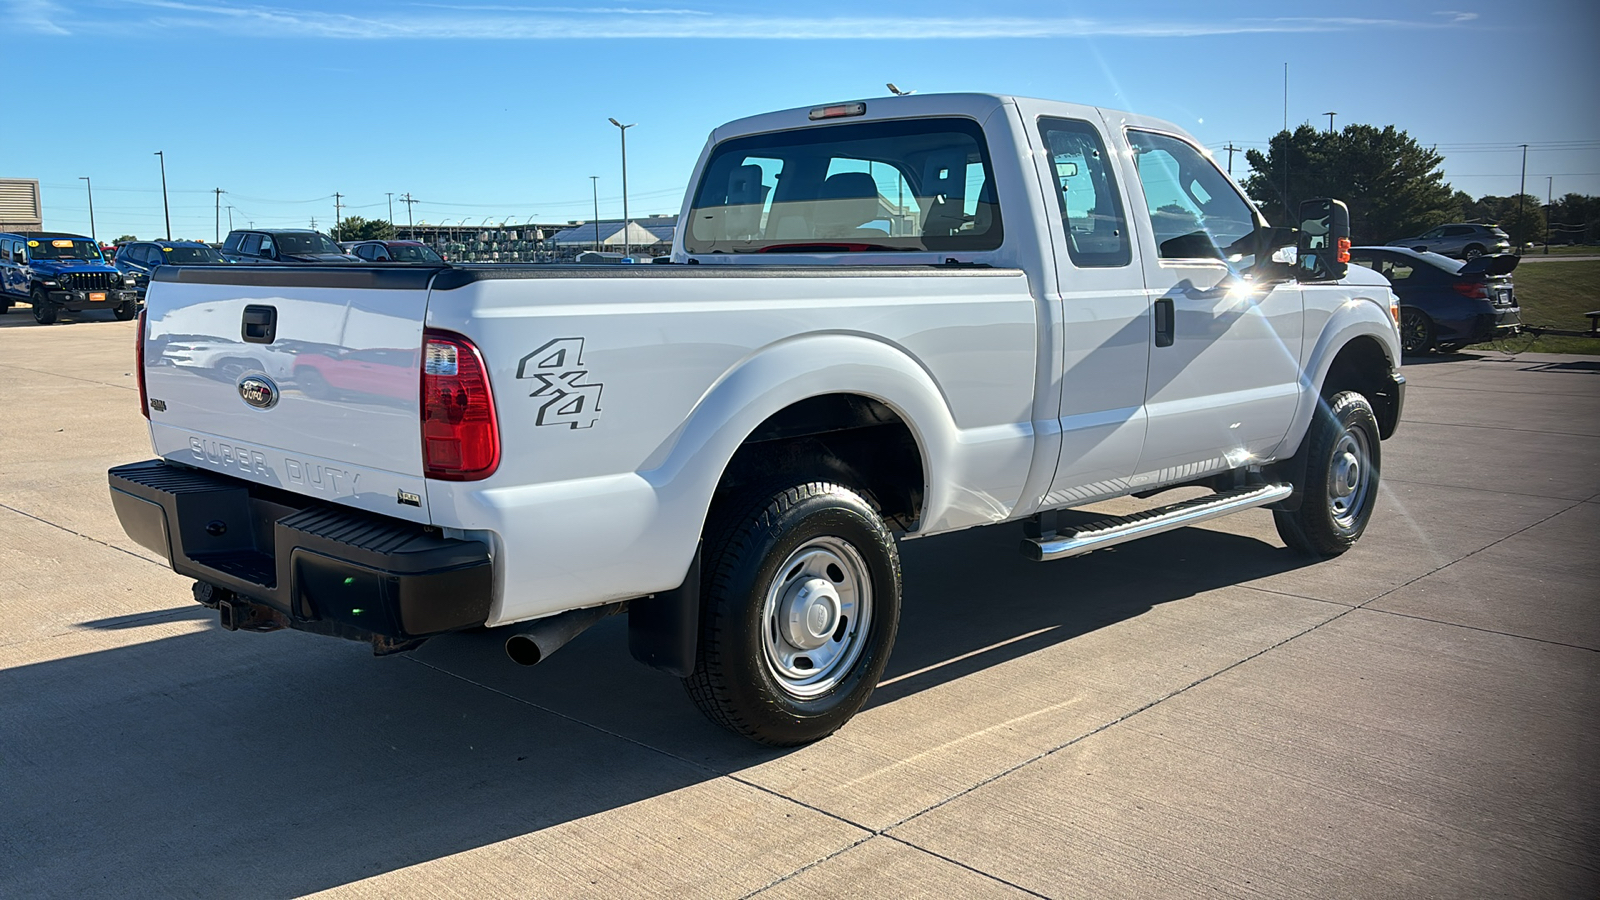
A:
212,188,225,243
590,176,600,251
386,192,394,234
226,205,234,232
1516,143,1528,255
1542,175,1555,254
154,151,171,240
1223,143,1240,176
1281,64,1290,219
333,192,343,239
401,193,417,229
608,117,635,257
310,216,318,231
79,177,96,243
1324,111,1336,133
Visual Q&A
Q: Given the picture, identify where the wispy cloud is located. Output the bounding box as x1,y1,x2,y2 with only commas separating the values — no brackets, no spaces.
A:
38,1,1477,41
1434,10,1479,23
5,0,72,34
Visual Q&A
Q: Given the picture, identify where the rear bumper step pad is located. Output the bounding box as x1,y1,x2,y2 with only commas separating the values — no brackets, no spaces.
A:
108,459,491,639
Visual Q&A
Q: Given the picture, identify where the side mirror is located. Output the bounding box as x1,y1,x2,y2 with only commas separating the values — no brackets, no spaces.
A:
1296,198,1350,281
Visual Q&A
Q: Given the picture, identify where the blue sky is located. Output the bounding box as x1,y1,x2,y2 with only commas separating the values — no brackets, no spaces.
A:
6,0,1597,241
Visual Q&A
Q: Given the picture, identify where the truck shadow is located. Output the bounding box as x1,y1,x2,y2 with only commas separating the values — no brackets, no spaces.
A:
5,520,1318,897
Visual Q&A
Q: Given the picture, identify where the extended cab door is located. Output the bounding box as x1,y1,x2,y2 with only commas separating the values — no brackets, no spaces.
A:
1114,124,1303,484
1020,108,1151,505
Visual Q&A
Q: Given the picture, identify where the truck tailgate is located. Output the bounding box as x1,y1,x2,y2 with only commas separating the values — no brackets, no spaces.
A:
142,267,435,523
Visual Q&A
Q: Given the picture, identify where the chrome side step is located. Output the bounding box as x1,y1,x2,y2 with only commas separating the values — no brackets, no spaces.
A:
1022,483,1293,562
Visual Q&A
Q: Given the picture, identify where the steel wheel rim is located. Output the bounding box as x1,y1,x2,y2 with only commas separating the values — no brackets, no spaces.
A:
760,536,873,699
1326,426,1374,531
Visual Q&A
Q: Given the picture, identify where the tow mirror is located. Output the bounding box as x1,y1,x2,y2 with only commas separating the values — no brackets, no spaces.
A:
1296,198,1350,281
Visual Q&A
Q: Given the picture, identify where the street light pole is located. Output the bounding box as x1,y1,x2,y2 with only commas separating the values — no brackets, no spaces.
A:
386,192,395,234
154,151,171,240
1324,111,1336,133
213,188,225,243
590,175,600,252
79,176,96,244
1516,143,1528,255
608,118,635,257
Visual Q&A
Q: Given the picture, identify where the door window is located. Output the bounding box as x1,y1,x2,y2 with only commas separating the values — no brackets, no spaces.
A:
259,235,276,257
1127,130,1258,261
240,234,263,256
1038,117,1130,268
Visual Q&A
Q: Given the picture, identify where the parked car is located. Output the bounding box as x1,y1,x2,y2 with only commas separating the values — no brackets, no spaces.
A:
115,240,228,299
1350,246,1520,353
220,229,358,264
1386,223,1511,260
0,231,140,324
347,240,446,263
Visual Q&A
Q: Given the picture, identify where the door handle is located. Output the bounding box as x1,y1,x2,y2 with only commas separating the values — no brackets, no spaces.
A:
1153,298,1175,348
241,305,277,344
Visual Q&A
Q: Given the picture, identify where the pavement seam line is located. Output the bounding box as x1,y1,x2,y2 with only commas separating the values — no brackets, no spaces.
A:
0,501,164,567
881,495,1587,836
1398,419,1595,438
1357,606,1599,653
1381,476,1584,502
885,836,1054,898
405,655,877,832
0,361,139,392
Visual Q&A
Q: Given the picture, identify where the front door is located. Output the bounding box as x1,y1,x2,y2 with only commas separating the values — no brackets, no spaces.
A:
1118,127,1303,486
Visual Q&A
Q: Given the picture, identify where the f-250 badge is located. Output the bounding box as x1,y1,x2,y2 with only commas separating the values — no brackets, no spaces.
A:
517,338,604,429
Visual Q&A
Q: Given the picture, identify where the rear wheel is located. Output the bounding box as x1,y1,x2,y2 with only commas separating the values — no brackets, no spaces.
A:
1274,391,1381,558
1399,308,1433,354
30,287,57,325
684,481,900,746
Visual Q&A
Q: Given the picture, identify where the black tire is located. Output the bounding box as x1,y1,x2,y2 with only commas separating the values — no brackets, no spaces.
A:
1399,308,1433,355
1274,391,1381,558
30,287,57,325
684,481,901,746
1462,244,1484,260
113,299,137,321
1434,341,1463,354
1,299,10,314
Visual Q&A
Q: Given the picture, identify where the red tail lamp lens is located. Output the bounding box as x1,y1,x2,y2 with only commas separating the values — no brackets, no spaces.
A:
421,330,500,480
1452,281,1489,299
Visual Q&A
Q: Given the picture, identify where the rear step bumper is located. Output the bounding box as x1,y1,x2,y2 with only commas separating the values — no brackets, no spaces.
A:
108,459,492,641
1022,483,1293,562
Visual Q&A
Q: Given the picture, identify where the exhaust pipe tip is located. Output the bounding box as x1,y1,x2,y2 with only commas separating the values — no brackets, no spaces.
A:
505,633,545,667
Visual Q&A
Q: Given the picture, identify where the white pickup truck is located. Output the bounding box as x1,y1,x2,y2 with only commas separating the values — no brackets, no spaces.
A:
109,93,1404,745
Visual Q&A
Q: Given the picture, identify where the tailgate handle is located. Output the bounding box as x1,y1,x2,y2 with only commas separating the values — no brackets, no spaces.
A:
241,305,277,344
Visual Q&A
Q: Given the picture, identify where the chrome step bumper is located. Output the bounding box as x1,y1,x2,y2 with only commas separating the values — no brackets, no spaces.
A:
1022,483,1293,562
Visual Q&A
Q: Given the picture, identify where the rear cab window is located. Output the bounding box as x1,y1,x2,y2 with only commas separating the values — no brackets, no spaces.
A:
686,117,1002,254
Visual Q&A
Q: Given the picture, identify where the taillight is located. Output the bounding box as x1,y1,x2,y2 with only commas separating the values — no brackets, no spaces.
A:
421,329,499,480
1452,281,1489,299
136,309,149,419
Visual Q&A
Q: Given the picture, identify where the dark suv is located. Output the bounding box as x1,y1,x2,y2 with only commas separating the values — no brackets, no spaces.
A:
348,240,446,263
114,240,227,299
0,231,140,324
220,229,358,264
1386,223,1511,260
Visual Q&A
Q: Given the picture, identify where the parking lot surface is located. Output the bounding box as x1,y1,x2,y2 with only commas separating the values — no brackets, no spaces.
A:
2,313,1597,898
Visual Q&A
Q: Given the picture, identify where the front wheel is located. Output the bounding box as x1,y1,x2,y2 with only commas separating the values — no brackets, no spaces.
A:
1274,391,1381,558
113,299,138,321
30,287,57,325
1462,244,1485,260
684,481,901,746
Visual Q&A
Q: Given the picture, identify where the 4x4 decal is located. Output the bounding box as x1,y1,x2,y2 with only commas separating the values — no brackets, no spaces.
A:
516,338,604,429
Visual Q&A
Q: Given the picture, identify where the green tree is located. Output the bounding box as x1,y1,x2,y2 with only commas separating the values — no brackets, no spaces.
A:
1243,123,1457,244
331,216,393,242
115,234,138,243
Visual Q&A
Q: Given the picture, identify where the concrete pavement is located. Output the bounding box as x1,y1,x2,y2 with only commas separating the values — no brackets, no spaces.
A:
1,311,1596,898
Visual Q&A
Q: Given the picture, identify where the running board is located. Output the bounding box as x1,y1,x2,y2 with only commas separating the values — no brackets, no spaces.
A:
1022,483,1293,562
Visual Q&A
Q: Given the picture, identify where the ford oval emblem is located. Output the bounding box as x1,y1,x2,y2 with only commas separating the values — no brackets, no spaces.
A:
238,375,279,410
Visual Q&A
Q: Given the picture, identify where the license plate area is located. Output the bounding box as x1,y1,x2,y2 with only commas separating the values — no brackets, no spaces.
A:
89,292,106,302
